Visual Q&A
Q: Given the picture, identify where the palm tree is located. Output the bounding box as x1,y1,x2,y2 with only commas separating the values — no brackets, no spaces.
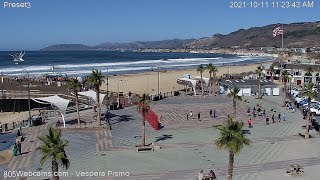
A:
68,78,82,126
306,67,313,83
37,127,70,180
207,63,218,95
215,115,251,180
269,64,275,83
227,86,242,118
87,69,104,127
282,70,289,106
138,94,150,146
197,64,206,96
256,64,263,99
302,82,316,139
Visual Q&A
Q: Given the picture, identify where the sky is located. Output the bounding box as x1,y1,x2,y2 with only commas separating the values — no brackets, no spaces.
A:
0,0,319,50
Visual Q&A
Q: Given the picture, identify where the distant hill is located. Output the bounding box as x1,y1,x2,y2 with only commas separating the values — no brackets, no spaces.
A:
40,21,320,51
41,44,92,51
41,39,195,51
185,22,320,48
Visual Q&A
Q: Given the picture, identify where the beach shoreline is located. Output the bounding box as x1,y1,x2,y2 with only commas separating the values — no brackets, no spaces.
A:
101,61,274,96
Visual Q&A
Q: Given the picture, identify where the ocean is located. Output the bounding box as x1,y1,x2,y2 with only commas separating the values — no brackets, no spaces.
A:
0,51,273,76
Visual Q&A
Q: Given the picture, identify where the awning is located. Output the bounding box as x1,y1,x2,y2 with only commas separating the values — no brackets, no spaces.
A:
177,78,197,96
78,90,106,105
192,76,210,87
33,95,70,128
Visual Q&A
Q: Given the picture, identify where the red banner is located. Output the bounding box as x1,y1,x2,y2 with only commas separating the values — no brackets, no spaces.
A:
139,107,159,131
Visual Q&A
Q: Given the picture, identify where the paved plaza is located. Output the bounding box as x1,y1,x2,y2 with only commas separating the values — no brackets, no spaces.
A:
1,94,320,180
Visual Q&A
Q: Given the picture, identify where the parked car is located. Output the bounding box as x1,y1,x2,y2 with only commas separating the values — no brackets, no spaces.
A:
310,105,320,116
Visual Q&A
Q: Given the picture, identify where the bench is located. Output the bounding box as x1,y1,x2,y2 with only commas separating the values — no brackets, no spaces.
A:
136,146,154,152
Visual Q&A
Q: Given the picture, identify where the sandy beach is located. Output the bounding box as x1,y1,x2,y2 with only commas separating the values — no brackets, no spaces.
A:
101,63,266,95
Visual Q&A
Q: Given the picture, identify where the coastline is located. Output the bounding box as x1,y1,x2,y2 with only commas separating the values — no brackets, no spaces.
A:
101,62,272,96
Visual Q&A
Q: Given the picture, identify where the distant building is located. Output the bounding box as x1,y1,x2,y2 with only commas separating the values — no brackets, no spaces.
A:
271,62,320,86
219,79,279,96
260,47,276,52
290,48,307,53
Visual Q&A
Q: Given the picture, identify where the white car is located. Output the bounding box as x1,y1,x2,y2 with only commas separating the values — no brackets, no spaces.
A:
310,105,320,116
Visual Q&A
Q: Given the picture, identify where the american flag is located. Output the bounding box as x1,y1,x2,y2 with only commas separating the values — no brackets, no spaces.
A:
273,26,283,37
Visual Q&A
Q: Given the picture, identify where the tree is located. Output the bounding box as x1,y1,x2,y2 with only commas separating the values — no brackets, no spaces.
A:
306,67,313,83
256,64,263,99
269,64,275,83
227,86,242,118
138,94,150,146
37,127,70,180
282,70,289,106
302,83,316,139
68,78,82,126
197,64,206,96
87,70,104,127
207,63,218,95
215,115,251,180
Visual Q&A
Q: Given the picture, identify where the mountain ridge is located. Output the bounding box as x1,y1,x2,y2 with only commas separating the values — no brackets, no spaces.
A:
40,21,320,51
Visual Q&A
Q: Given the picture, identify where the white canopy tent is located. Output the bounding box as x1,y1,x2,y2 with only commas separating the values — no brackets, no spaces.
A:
78,90,106,105
32,95,70,128
177,78,197,96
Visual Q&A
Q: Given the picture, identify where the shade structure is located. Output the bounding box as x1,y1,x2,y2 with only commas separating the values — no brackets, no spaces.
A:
33,95,70,128
192,76,210,87
78,90,106,105
177,78,197,96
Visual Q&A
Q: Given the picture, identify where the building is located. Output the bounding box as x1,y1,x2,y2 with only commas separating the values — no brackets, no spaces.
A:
270,62,320,86
219,79,279,96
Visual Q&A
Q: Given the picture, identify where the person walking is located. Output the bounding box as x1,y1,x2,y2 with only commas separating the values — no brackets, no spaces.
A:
209,109,213,117
198,112,201,121
278,113,281,122
282,112,286,121
263,109,266,117
266,116,270,125
187,114,189,120
13,143,18,156
248,118,253,128
272,114,275,123
198,170,204,180
213,108,216,118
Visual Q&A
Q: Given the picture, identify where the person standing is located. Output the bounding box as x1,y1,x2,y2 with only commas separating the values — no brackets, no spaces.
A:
278,113,281,122
263,109,266,117
266,116,270,125
213,108,216,118
189,111,193,119
209,170,216,179
209,109,213,117
17,141,22,155
187,114,189,120
198,112,201,121
248,118,253,128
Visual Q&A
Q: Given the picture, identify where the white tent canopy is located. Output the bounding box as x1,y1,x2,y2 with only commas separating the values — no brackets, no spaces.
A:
78,90,106,105
177,78,197,96
33,95,70,128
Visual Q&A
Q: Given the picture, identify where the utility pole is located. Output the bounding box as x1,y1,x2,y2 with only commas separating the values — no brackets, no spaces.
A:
106,67,111,130
1,72,3,113
157,65,160,98
22,69,32,126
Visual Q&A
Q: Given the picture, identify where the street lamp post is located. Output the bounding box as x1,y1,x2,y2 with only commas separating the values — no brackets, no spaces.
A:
157,65,160,98
22,69,32,126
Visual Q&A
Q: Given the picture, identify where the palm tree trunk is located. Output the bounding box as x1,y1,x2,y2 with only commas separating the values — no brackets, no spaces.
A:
233,99,236,118
209,73,212,94
201,73,204,96
96,87,101,126
76,92,80,126
283,80,287,106
213,73,216,96
258,78,261,98
305,98,311,138
52,160,59,180
142,112,146,146
228,151,234,180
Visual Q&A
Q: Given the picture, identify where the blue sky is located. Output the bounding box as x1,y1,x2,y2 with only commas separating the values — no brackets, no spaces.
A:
0,0,319,50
